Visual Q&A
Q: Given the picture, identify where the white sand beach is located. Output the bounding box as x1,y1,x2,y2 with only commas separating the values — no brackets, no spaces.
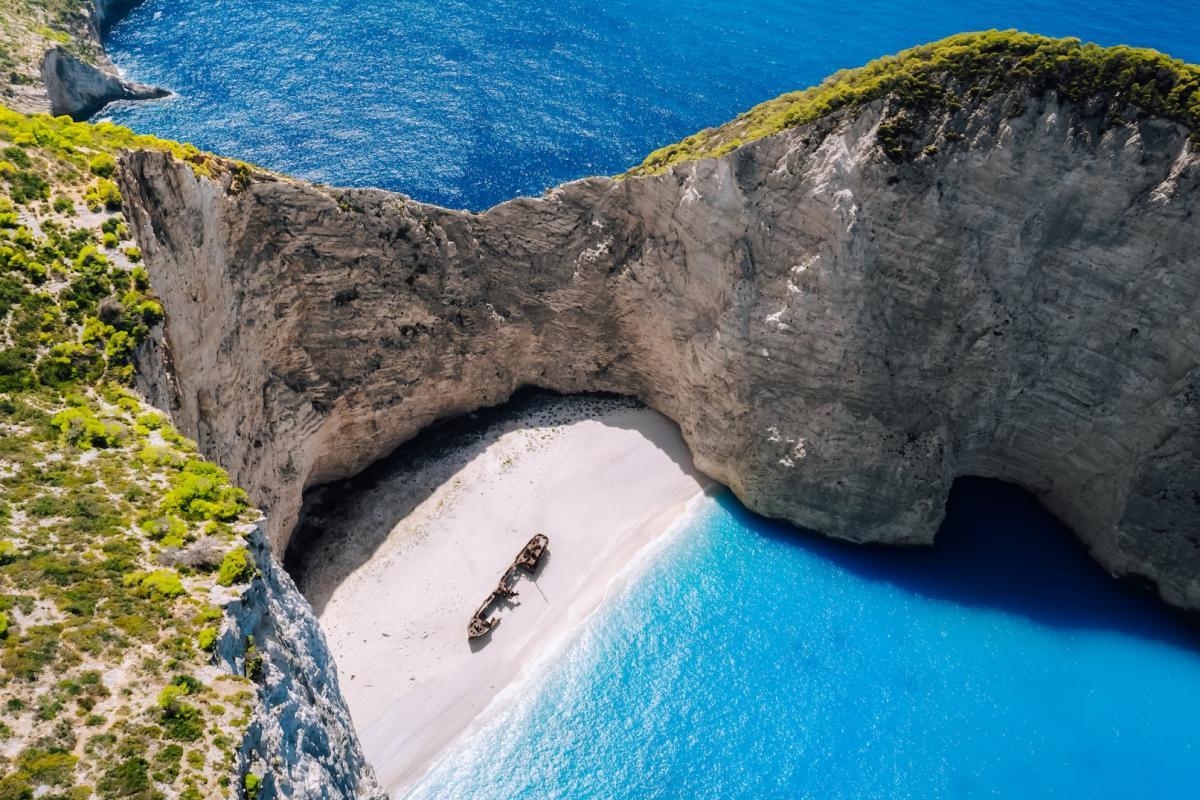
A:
292,397,707,796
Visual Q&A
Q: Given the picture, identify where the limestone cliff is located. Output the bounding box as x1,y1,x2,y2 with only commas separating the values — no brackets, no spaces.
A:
119,85,1200,613
41,45,168,119
222,526,384,800
1,0,167,118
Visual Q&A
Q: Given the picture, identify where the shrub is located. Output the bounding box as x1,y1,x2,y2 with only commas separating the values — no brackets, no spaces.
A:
0,612,8,638
138,513,188,544
136,299,163,324
217,547,254,587
137,446,180,468
197,627,218,652
53,196,74,214
39,342,102,387
157,677,204,741
51,406,121,448
84,179,122,212
104,329,133,362
3,146,31,169
16,749,76,786
163,462,248,522
0,773,34,800
135,411,164,429
88,153,117,178
243,636,263,681
9,170,51,204
29,495,62,517
244,773,262,800
127,569,186,599
0,349,33,392
98,757,149,799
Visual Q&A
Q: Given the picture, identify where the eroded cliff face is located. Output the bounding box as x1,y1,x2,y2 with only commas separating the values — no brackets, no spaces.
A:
41,45,168,119
220,525,384,800
2,0,169,119
119,89,1200,613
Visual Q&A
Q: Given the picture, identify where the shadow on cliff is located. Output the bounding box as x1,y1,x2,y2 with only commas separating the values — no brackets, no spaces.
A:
287,389,1197,650
284,388,698,616
734,477,1200,651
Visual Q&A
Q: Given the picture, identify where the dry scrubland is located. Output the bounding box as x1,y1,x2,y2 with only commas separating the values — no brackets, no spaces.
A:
0,110,265,800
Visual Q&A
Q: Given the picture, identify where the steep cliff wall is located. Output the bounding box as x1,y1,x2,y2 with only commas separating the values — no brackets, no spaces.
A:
120,87,1200,613
1,0,166,118
221,526,384,800
41,45,168,119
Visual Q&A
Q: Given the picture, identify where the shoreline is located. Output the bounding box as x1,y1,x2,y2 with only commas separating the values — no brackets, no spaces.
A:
287,395,709,796
405,487,715,797
396,486,713,795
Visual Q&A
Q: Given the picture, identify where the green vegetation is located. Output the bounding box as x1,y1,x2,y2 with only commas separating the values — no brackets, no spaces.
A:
217,547,254,587
0,86,260,800
85,178,122,212
88,151,116,177
0,105,241,181
627,30,1200,175
197,626,218,652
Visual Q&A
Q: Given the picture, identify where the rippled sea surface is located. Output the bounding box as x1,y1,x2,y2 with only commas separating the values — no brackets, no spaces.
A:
104,0,1200,210
101,2,1200,797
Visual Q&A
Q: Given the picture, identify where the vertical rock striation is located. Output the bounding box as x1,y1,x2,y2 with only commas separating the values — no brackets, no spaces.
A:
219,526,385,799
120,87,1200,618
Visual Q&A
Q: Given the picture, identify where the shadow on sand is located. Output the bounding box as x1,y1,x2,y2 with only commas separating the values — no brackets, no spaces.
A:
284,389,691,615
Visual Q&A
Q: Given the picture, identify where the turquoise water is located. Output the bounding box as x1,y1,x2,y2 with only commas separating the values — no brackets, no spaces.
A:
412,482,1200,799
98,2,1200,796
102,1,1200,210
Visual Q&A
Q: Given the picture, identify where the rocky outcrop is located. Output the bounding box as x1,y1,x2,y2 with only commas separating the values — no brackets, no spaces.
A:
41,45,168,119
219,525,385,800
119,88,1200,614
0,0,169,119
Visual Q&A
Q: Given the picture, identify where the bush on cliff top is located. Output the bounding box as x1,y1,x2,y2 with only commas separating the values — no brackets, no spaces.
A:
627,29,1200,175
216,547,254,587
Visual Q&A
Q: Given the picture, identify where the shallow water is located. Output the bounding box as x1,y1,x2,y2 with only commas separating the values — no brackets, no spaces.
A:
103,0,1200,210
410,481,1200,799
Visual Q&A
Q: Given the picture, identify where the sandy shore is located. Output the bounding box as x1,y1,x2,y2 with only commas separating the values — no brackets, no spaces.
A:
290,396,707,796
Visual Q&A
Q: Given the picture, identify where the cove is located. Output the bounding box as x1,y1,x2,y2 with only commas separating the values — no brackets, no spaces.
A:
102,0,1200,210
410,480,1200,799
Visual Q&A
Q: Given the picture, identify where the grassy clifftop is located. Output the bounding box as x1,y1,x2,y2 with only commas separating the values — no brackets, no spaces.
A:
0,111,261,799
627,30,1200,176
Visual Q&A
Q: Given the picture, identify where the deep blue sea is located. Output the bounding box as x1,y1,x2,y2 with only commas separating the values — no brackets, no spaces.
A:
103,0,1200,210
100,3,1200,797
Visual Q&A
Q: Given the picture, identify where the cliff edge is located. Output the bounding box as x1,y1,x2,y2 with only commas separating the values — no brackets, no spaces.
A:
1,0,167,119
120,33,1200,614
